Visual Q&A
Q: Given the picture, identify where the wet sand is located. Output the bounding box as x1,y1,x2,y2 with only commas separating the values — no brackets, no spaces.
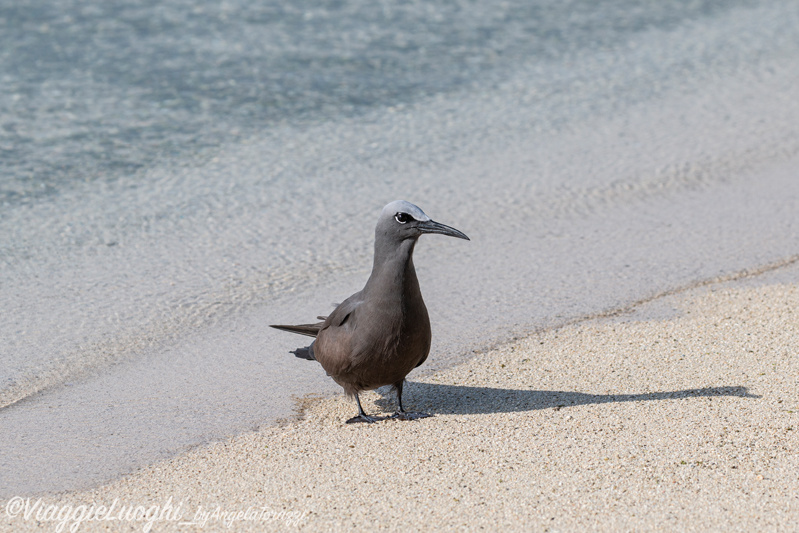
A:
4,267,797,532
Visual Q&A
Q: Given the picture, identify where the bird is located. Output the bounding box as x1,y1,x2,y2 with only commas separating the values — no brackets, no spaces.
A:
271,200,469,423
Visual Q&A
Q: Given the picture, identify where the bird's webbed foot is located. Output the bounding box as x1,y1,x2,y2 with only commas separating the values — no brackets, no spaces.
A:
345,414,380,424
391,381,431,421
390,411,432,421
346,393,383,424
346,414,383,424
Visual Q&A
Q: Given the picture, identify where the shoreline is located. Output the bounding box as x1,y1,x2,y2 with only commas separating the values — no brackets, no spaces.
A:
3,262,798,531
3,1,799,499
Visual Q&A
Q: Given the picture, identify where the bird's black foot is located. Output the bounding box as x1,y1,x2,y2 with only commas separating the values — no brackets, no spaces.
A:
345,414,380,424
347,393,384,424
390,411,432,421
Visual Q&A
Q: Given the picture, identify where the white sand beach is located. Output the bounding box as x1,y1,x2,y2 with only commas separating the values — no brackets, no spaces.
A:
4,270,797,532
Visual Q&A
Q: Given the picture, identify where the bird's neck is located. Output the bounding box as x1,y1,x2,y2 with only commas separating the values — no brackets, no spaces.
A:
364,239,420,301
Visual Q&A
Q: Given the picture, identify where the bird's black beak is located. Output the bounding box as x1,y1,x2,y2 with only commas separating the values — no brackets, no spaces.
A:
418,219,470,240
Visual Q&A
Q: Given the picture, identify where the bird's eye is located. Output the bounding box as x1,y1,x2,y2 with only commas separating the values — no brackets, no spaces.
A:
394,212,413,224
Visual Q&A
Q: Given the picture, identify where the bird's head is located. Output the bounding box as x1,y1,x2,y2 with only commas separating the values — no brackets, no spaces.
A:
375,200,470,244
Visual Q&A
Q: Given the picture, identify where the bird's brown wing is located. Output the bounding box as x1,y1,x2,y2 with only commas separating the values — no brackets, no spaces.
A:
324,292,362,328
313,294,365,382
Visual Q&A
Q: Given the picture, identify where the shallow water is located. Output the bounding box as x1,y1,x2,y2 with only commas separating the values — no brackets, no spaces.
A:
2,0,799,496
1,0,757,205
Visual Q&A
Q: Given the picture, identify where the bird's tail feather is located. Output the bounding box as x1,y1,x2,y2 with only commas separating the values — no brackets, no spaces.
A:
272,322,322,360
291,345,316,361
270,322,323,338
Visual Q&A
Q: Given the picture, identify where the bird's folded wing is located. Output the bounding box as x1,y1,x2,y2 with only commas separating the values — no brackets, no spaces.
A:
325,293,362,329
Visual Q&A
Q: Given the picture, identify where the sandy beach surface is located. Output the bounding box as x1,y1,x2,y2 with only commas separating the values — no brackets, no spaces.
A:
4,264,798,532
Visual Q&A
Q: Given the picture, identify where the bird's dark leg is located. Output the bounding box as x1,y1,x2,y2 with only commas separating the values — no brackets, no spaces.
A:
391,380,431,421
345,393,379,424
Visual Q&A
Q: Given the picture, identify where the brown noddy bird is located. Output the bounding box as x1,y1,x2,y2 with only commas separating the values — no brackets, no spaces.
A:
271,200,469,423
